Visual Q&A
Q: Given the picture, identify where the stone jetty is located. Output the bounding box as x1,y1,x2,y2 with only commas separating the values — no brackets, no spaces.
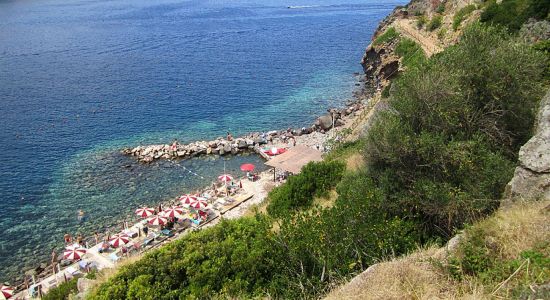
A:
121,99,365,163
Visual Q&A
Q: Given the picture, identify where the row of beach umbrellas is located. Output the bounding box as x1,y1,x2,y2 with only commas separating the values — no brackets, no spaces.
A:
3,169,255,298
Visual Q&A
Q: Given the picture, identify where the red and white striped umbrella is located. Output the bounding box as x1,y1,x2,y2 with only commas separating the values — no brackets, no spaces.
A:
147,215,168,226
63,245,87,261
135,207,155,218
109,233,130,248
0,285,14,300
179,194,197,205
188,198,208,210
162,206,185,218
218,174,233,182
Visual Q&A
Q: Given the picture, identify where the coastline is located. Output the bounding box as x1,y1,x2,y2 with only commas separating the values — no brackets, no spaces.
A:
10,75,375,295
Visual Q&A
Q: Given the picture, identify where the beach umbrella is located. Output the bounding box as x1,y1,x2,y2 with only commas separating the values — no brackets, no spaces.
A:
63,245,86,261
240,163,255,172
0,285,14,300
188,198,208,210
109,233,130,248
218,174,233,182
135,207,155,218
162,206,184,218
147,215,168,226
179,194,197,205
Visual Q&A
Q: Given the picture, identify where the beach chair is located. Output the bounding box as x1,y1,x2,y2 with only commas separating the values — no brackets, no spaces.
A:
161,229,174,237
109,253,120,263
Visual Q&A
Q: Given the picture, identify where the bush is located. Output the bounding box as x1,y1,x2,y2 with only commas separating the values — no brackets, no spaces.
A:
364,23,547,237
90,217,279,299
480,0,550,32
266,160,345,217
436,3,445,14
453,4,477,31
395,38,427,68
42,278,78,300
417,15,428,29
427,15,443,31
373,27,399,46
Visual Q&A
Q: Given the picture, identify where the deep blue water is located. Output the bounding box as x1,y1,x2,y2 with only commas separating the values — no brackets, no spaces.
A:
0,0,405,282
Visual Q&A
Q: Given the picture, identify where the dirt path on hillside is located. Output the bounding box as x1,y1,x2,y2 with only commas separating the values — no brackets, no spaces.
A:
394,18,443,57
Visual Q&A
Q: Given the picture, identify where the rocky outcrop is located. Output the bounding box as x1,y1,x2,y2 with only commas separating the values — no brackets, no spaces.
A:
122,99,365,163
505,89,550,200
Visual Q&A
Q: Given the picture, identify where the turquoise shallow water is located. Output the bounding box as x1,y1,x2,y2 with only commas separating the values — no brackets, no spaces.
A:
0,0,406,281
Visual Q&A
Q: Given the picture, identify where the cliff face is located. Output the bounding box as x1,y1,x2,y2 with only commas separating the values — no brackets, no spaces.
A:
506,89,550,200
360,0,480,90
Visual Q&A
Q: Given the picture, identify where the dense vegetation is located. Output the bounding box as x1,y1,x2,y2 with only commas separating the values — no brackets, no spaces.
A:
81,21,547,300
453,4,477,30
365,23,546,238
372,27,399,46
480,0,549,32
266,160,345,218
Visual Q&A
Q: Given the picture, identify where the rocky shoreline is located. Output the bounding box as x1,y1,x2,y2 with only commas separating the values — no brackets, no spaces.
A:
121,89,368,163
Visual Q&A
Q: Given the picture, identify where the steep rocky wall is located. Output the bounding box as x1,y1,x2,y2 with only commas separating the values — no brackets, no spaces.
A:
505,89,550,200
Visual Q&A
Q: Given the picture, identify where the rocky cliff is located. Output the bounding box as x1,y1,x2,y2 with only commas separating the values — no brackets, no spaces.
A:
505,89,550,200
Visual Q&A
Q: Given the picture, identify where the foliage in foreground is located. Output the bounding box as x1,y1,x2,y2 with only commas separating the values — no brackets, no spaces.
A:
446,202,550,299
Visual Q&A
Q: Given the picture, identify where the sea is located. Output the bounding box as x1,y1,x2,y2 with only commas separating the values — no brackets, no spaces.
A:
0,0,406,282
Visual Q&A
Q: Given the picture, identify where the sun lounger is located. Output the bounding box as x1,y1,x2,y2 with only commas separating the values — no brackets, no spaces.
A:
161,229,174,237
109,253,120,263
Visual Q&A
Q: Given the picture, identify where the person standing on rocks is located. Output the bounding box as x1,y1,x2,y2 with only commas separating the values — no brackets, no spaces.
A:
227,132,233,141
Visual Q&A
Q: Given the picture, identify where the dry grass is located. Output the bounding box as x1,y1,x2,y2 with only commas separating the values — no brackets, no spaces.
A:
324,199,550,300
325,245,458,300
471,199,550,261
346,153,365,172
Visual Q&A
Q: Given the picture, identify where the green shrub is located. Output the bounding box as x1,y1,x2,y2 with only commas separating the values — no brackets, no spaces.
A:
428,15,443,31
373,27,399,46
42,278,78,300
364,23,547,237
417,15,428,29
266,160,345,217
90,217,279,299
436,3,446,14
480,0,550,32
453,4,477,31
395,38,427,68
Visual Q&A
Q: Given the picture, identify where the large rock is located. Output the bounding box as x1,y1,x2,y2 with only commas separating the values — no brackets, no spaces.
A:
316,114,333,131
505,89,550,200
237,140,247,149
223,144,232,153
518,135,550,173
506,167,550,200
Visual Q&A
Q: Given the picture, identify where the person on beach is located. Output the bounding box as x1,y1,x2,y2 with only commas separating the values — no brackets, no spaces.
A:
142,225,149,236
158,203,163,214
171,139,178,155
226,132,233,141
76,234,84,246
94,231,99,244
51,249,57,272
63,233,72,244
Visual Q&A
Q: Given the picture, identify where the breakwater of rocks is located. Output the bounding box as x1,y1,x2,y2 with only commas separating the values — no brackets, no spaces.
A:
122,98,366,163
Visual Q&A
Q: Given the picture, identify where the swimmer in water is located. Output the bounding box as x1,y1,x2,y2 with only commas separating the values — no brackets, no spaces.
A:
77,209,85,222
